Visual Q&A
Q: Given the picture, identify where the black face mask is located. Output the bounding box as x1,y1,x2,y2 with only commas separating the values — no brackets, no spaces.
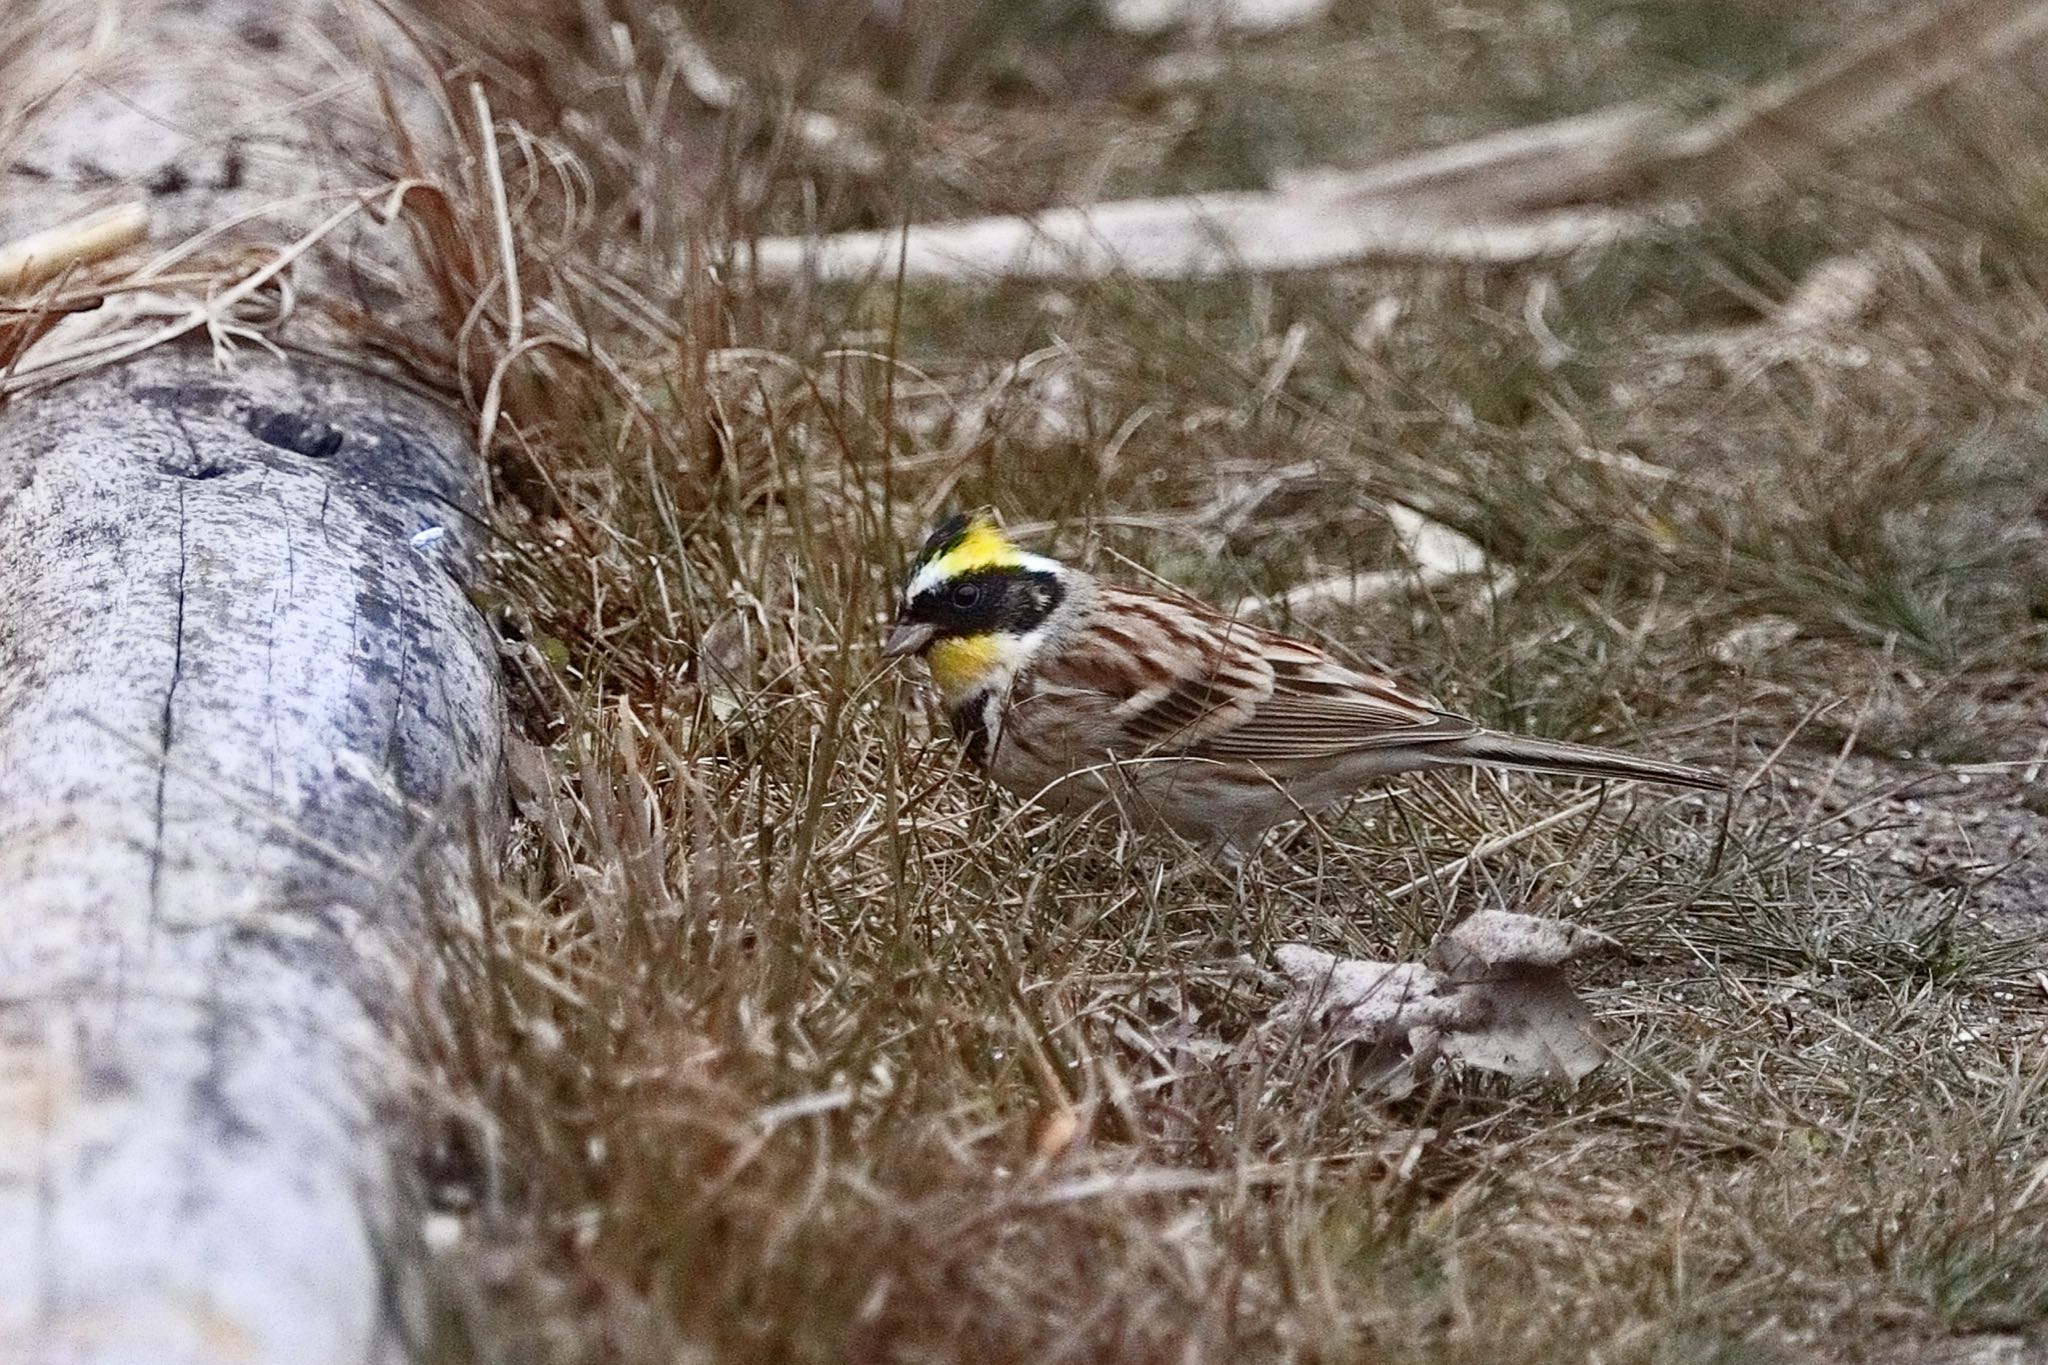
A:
885,567,1065,657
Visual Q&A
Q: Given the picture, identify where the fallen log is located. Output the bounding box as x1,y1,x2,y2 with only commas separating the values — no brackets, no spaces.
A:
0,2,505,1361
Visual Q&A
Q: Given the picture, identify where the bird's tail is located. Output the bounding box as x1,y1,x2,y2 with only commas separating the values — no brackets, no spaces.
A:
1439,731,1727,791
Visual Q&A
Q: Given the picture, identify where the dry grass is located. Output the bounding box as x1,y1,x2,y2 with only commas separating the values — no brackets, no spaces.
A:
397,2,2048,1361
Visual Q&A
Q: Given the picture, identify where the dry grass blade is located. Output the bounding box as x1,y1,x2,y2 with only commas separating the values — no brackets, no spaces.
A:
0,203,146,293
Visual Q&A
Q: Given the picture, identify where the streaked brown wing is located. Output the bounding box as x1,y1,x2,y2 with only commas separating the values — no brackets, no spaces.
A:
1186,640,1479,760
1050,586,1478,762
1075,587,1275,749
1186,693,1478,759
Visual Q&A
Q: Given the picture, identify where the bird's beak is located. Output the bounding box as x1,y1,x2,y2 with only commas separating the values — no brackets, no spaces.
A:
882,619,937,658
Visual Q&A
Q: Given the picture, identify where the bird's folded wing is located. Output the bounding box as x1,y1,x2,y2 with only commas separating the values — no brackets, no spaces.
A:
1071,603,1477,761
1186,693,1478,760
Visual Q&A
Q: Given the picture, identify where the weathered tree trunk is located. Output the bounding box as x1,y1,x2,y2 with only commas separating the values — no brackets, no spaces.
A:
0,3,504,1361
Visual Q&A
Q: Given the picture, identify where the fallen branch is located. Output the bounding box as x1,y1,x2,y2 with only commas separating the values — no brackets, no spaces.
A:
752,0,2048,282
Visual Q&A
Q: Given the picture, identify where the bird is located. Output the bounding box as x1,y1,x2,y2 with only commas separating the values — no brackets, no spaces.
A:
882,509,1726,855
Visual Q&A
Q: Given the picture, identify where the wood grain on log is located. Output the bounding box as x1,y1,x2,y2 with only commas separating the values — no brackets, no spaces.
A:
0,343,503,1362
0,1,506,1360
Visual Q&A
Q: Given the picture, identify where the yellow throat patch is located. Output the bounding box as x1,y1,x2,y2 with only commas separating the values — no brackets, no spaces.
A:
925,634,1004,701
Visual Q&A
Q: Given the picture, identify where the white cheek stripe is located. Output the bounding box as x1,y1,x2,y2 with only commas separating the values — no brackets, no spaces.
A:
1016,552,1065,577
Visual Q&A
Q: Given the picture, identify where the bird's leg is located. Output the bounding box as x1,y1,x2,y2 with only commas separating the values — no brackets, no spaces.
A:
1264,840,1321,883
1207,835,1247,870
1204,832,1257,910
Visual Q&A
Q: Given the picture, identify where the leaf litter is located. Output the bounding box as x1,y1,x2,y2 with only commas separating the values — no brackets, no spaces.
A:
1274,911,1612,1095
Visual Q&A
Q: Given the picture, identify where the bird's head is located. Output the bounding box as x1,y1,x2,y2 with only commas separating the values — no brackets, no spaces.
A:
883,509,1071,702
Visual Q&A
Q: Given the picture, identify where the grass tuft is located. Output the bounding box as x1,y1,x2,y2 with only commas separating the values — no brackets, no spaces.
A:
400,3,2048,1360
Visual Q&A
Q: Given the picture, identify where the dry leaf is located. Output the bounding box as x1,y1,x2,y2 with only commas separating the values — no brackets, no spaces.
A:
1271,946,1473,1041
1775,255,1879,332
1274,911,1611,1089
1271,945,1466,1099
1437,973,1603,1082
695,608,759,722
1432,910,1609,976
1712,615,1801,667
505,735,558,824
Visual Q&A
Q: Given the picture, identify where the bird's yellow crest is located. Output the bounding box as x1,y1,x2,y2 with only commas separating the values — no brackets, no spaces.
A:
915,508,1027,584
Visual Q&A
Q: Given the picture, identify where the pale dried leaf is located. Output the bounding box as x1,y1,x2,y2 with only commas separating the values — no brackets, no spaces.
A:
1712,615,1801,666
1775,255,1879,331
1431,910,1607,978
1274,912,1612,1087
1437,974,1606,1083
1272,944,1472,1042
1388,502,1490,579
697,609,758,721
506,736,558,823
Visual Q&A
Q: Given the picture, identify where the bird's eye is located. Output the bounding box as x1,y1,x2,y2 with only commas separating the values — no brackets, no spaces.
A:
950,581,985,609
